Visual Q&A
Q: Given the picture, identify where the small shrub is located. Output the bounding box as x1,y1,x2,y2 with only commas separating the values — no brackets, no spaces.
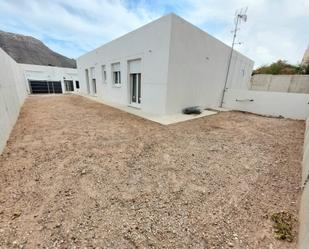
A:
271,211,295,242
252,60,308,75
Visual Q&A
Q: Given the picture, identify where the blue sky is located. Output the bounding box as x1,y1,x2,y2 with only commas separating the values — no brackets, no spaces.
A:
0,0,308,67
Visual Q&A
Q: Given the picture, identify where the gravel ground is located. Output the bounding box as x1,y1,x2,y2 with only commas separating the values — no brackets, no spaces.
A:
0,95,304,249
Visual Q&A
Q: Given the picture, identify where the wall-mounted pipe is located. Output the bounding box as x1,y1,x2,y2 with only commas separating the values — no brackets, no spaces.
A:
235,99,254,102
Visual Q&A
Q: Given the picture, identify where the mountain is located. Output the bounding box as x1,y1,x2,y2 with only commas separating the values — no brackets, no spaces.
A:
0,30,76,68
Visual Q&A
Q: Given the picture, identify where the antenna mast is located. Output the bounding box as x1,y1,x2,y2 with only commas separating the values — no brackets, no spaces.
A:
219,7,248,107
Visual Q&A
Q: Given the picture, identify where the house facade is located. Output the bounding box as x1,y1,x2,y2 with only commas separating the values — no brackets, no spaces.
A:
77,13,254,115
20,64,79,94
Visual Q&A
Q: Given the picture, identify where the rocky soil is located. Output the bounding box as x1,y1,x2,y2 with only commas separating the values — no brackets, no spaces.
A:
0,95,304,248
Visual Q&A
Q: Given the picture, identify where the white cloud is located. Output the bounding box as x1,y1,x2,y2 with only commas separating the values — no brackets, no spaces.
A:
178,0,309,67
0,0,160,58
0,0,308,67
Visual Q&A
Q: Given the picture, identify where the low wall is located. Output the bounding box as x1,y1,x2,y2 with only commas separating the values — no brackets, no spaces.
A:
223,89,309,120
0,48,27,153
299,119,309,249
250,74,309,93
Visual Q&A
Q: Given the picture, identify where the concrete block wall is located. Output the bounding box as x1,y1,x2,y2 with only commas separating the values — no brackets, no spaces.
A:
250,74,309,93
0,48,27,154
223,89,309,120
299,118,309,249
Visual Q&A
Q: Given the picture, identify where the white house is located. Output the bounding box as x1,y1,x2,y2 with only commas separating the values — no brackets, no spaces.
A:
77,13,254,115
20,64,79,94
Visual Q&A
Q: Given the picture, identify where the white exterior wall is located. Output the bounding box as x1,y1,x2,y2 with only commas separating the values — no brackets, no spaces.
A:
77,14,253,115
165,15,253,114
0,48,27,153
250,74,309,93
227,51,253,90
77,14,173,114
223,89,309,119
20,64,79,93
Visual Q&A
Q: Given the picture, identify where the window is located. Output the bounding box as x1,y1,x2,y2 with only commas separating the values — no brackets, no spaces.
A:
64,80,74,91
75,81,80,89
111,63,121,85
90,67,97,95
113,71,121,84
102,65,107,83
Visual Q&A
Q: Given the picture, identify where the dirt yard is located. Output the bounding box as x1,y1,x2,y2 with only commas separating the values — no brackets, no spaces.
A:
0,95,304,249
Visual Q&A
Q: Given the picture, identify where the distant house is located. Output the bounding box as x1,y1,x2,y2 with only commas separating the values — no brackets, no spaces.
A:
77,13,254,115
21,64,79,94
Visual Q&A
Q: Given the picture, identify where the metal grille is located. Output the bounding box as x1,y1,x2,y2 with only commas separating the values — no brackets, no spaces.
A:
29,81,62,94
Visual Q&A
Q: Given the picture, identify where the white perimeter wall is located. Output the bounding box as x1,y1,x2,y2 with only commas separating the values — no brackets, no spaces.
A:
223,89,309,120
77,14,172,114
251,74,309,93
20,64,78,93
299,119,309,249
165,14,253,114
0,48,27,153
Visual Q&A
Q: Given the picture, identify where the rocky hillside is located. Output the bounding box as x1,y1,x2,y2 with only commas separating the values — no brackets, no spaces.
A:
0,30,76,68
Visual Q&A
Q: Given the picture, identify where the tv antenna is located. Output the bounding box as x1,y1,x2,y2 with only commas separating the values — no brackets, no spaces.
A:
220,7,248,107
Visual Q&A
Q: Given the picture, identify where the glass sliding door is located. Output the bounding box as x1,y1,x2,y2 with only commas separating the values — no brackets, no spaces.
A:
128,59,141,108
85,69,90,94
130,73,141,107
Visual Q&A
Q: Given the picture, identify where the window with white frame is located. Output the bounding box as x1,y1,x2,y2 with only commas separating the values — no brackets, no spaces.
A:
101,65,107,83
112,63,121,85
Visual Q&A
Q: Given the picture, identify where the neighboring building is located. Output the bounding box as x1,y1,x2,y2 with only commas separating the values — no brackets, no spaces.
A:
77,13,254,115
20,64,79,94
0,30,79,95
302,45,309,65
